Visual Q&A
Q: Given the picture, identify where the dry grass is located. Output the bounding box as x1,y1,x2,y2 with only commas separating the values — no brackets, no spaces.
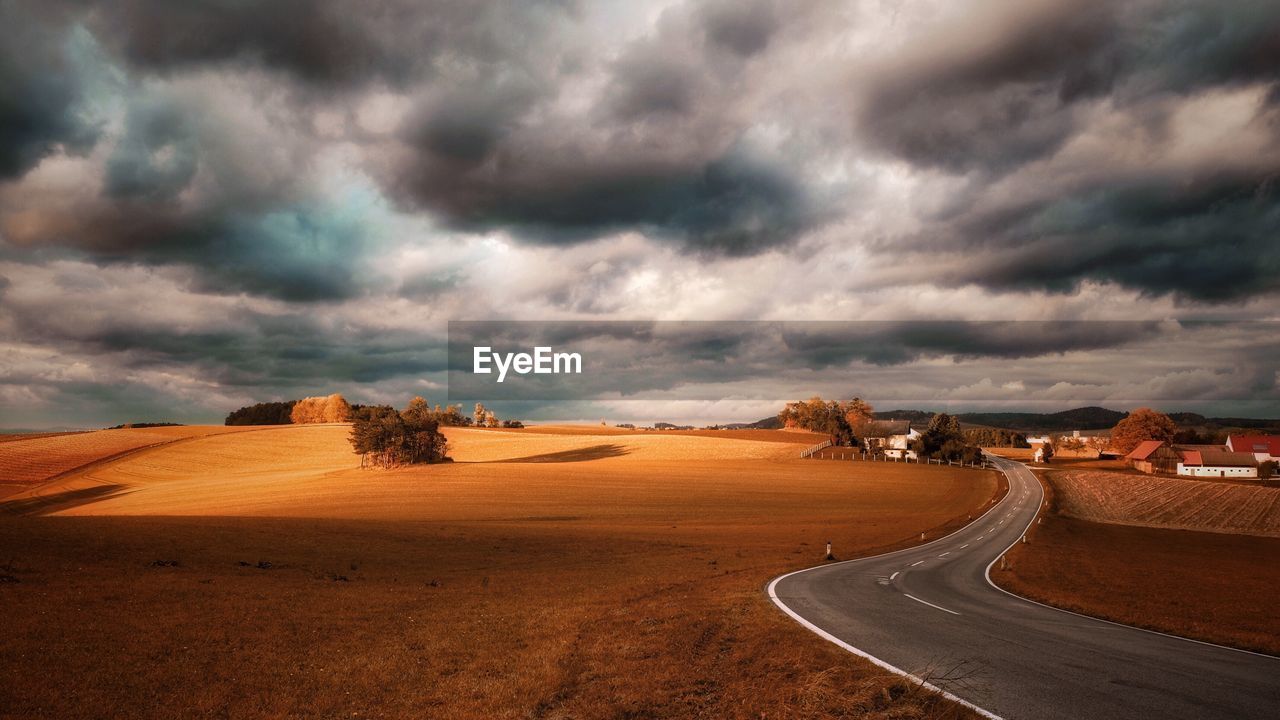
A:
997,515,1280,655
993,471,1280,655
981,447,1034,460
0,425,258,488
498,425,825,445
0,424,999,719
1049,469,1280,536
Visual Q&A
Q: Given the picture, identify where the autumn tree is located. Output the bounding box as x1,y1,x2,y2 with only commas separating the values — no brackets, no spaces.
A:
291,393,352,424
1110,408,1177,454
349,400,449,468
779,396,853,445
843,397,876,439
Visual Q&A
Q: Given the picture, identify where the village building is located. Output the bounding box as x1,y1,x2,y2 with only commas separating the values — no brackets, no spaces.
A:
1125,440,1182,474
864,421,920,460
1226,435,1280,464
1177,449,1259,479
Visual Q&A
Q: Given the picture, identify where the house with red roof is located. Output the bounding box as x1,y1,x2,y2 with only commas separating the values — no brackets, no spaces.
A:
1176,448,1259,479
1226,435,1280,463
1125,440,1181,474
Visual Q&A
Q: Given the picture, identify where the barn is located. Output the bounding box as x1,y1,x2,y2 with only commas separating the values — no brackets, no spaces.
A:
1125,440,1182,474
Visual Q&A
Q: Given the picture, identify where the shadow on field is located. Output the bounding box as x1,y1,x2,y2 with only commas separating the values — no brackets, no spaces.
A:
0,484,130,516
487,444,631,464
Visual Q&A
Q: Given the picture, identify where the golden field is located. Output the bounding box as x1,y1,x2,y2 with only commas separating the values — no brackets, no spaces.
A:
0,425,1000,719
995,470,1280,655
1048,469,1280,536
0,425,260,499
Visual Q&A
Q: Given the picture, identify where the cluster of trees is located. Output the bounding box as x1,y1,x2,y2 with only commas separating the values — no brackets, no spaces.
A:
472,403,500,427
291,394,353,424
911,413,985,464
225,400,297,426
1110,407,1177,454
224,395,526,430
778,396,876,446
350,397,450,468
962,427,1029,448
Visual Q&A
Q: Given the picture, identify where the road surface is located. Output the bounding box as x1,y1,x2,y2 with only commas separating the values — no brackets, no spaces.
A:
769,455,1280,719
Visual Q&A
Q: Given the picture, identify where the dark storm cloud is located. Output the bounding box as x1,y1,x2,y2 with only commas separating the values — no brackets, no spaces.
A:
81,0,580,90
104,95,199,201
1,1,583,302
3,280,446,391
0,3,100,179
932,170,1280,301
386,0,827,256
399,146,815,255
777,321,1164,367
859,0,1280,174
2,79,377,302
446,320,1176,401
858,0,1280,302
698,0,780,57
9,199,375,303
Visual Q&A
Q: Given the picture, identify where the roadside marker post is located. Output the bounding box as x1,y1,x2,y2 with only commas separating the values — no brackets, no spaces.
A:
825,541,834,561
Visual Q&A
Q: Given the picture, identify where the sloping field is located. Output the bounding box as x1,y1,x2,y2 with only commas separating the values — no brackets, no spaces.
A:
20,426,981,526
0,425,255,488
998,516,1280,655
0,431,83,444
982,447,1034,460
508,425,824,444
448,426,812,463
0,424,999,719
1050,470,1280,536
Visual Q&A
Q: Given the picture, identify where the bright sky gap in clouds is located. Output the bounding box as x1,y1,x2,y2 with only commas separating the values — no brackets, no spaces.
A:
1,0,1278,428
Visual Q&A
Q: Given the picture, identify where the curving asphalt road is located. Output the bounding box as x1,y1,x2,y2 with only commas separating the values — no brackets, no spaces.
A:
769,455,1280,719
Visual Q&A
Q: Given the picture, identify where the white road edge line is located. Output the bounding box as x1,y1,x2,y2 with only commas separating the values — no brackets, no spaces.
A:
983,462,1280,662
767,475,1011,720
904,593,960,615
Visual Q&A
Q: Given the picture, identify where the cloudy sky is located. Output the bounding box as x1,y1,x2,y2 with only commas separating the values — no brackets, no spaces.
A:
1,0,1278,428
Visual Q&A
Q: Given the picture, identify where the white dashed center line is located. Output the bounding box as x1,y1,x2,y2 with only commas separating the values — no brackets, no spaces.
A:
904,593,960,616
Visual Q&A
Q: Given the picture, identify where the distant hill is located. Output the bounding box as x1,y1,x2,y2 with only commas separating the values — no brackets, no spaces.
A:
745,406,1279,434
719,416,784,430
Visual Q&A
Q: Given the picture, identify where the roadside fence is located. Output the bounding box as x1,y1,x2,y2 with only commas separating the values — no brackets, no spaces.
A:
801,445,993,470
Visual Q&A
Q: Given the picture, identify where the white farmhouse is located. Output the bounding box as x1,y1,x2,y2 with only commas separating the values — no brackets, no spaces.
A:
884,425,921,461
1176,449,1259,479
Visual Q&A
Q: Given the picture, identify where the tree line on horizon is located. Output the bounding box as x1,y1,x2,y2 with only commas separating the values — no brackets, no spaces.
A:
225,396,523,429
